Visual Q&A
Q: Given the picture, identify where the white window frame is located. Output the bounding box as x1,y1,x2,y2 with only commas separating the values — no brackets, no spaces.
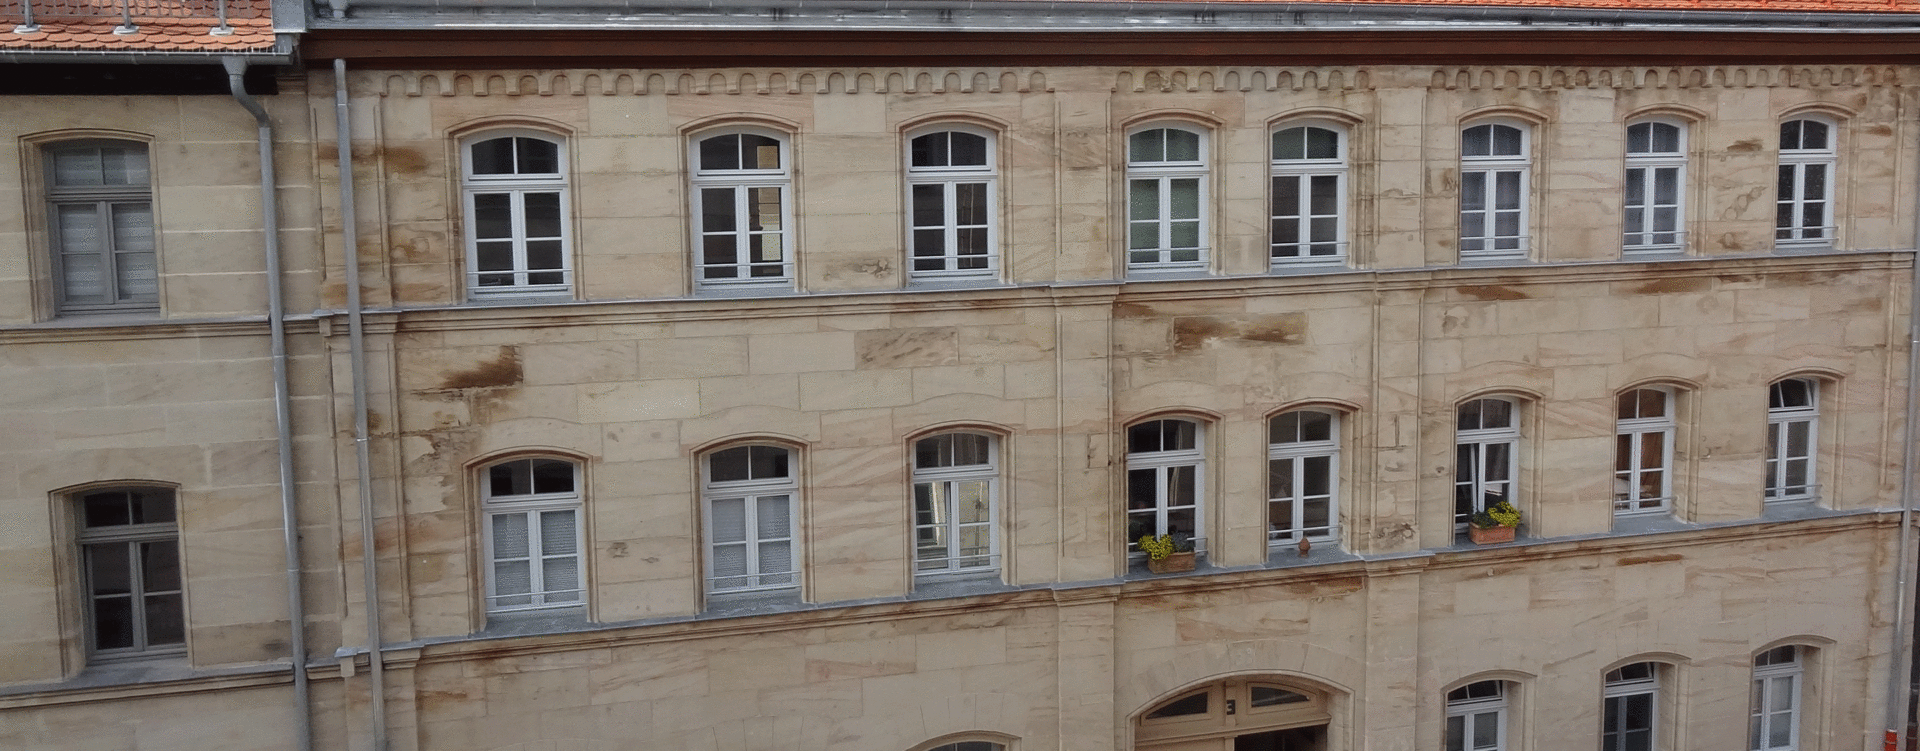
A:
906,126,999,283
77,486,185,661
1766,379,1819,503
1624,119,1687,256
691,128,795,292
1125,419,1207,556
1125,124,1210,275
1615,388,1676,515
912,432,1000,577
1776,117,1836,247
1459,121,1531,263
1603,663,1660,751
460,132,573,299
45,140,159,315
1456,398,1520,530
1269,122,1348,268
480,458,585,613
1446,680,1508,751
1751,647,1803,751
1267,410,1339,546
702,444,800,595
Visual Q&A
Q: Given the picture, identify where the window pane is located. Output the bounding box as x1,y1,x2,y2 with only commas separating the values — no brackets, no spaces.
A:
470,138,516,175
950,132,989,166
1471,710,1498,749
742,135,781,169
472,194,512,240
757,495,791,539
750,446,789,479
1128,469,1158,511
1799,120,1828,150
515,138,559,174
956,182,988,226
543,558,580,602
143,592,185,645
1146,691,1208,718
540,509,577,555
912,184,945,228
92,595,134,650
1492,124,1523,155
910,132,946,168
1306,127,1339,159
531,460,574,494
710,498,746,543
1462,125,1490,157
492,513,530,558
1273,127,1305,161
523,192,562,238
88,543,132,596
700,134,740,170
1309,174,1338,216
709,447,751,483
1129,130,1164,163
141,539,181,592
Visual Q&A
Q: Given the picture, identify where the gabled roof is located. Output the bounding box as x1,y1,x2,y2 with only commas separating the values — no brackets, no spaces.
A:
1,0,278,54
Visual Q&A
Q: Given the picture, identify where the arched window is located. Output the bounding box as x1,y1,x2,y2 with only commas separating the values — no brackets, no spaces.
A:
691,129,794,291
1624,119,1687,255
1766,379,1819,503
481,458,584,613
921,743,1005,751
1456,398,1519,530
1126,125,1209,275
1125,418,1205,555
702,444,799,594
1460,121,1530,262
45,140,158,314
1135,678,1331,749
1751,646,1804,751
1615,388,1676,515
76,486,183,659
461,132,572,297
1602,662,1662,751
906,127,997,282
1269,123,1348,267
1268,409,1339,546
912,432,999,577
1446,680,1508,751
1776,118,1835,246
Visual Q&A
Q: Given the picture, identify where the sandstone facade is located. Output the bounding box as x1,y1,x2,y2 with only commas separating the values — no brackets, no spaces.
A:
0,26,1916,751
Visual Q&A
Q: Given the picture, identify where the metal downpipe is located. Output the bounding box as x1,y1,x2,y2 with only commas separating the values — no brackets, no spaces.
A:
334,56,388,751
1886,111,1920,751
223,56,312,751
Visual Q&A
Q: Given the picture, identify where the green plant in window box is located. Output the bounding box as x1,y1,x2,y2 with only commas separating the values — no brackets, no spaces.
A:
1468,500,1522,545
1137,533,1196,573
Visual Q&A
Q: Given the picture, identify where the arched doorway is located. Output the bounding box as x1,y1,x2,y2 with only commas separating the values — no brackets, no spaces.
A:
1134,678,1331,751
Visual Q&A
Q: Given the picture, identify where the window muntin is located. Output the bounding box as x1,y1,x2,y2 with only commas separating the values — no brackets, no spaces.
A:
1604,663,1659,751
1126,126,1209,274
1615,388,1675,515
1456,398,1519,529
1446,681,1507,751
1751,647,1802,751
461,134,572,297
1624,120,1686,254
1269,124,1347,266
1125,419,1205,555
47,141,158,314
692,130,794,290
1776,119,1835,246
912,432,999,576
1767,379,1819,502
703,445,799,594
907,129,997,281
1268,410,1338,545
1459,122,1530,262
77,487,184,659
482,458,583,612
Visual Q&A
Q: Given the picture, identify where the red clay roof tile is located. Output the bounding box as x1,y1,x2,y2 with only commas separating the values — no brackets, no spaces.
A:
1,0,276,53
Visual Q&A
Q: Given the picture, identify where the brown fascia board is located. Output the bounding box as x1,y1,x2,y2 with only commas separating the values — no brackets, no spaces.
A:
300,29,1920,68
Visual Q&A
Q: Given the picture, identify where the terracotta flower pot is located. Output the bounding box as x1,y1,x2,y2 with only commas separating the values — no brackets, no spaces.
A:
1469,524,1516,545
1147,551,1197,574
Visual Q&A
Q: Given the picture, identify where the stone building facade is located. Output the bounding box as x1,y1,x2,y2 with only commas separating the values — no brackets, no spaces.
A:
3,2,1920,751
